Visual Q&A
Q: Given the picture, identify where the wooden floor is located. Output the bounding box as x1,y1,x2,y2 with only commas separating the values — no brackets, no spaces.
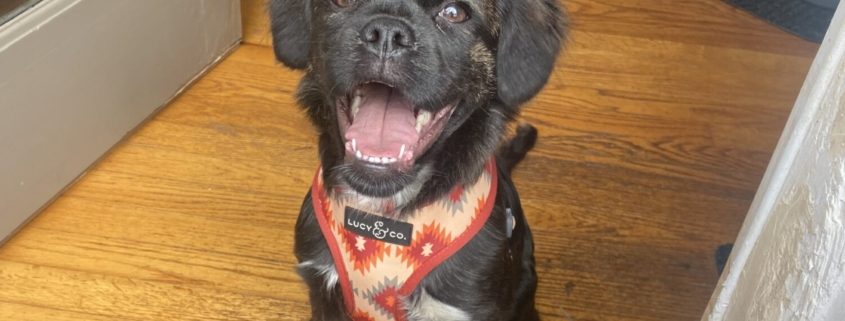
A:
0,1,820,320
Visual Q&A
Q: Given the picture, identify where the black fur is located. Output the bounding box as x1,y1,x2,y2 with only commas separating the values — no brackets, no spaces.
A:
498,124,539,174
270,0,312,68
496,0,566,106
270,0,565,319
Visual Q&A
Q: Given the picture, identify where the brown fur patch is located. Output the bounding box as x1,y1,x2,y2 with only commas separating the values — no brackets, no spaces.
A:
484,0,502,37
468,42,495,101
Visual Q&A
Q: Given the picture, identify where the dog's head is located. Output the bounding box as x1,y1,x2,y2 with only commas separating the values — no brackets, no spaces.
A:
271,0,564,208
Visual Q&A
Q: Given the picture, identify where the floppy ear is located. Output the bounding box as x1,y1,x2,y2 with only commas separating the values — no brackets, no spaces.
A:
269,0,312,69
496,0,565,106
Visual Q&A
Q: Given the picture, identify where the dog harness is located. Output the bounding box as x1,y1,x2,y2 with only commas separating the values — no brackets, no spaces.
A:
311,161,498,321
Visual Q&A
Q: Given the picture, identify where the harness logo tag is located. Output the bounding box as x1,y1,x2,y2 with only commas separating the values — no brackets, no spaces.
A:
343,207,413,246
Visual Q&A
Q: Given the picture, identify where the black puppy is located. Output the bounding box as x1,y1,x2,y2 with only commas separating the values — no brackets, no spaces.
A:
270,0,565,320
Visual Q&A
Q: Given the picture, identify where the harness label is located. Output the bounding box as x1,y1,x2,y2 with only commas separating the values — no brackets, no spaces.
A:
344,207,413,246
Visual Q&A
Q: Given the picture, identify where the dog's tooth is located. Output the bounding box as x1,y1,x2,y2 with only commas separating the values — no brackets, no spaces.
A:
399,144,406,158
351,95,361,119
356,150,363,159
352,138,357,151
420,110,432,124
415,110,432,133
388,157,396,163
381,157,389,164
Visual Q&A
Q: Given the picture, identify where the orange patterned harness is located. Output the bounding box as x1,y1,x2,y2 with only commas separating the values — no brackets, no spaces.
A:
311,161,498,321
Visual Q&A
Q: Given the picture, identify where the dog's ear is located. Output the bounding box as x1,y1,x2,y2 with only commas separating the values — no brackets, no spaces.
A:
269,0,312,69
496,0,565,106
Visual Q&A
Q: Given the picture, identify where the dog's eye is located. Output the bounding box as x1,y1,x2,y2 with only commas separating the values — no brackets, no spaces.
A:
439,3,469,23
331,0,353,8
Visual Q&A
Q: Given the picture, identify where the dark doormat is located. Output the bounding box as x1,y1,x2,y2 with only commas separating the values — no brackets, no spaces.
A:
725,0,839,43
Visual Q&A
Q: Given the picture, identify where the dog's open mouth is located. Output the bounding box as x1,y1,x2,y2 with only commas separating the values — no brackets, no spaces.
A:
337,82,455,171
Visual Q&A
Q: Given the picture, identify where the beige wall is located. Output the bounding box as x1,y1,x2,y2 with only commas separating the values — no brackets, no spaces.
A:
0,0,242,244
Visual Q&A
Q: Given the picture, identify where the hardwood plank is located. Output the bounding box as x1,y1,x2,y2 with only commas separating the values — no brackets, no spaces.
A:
565,0,819,57
0,1,821,320
0,260,307,321
531,30,813,192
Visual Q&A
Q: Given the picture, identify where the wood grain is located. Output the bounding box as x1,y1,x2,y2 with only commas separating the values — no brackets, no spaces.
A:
0,1,819,320
241,0,272,48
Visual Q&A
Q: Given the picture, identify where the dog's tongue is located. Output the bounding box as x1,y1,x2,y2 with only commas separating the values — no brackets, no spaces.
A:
345,84,418,158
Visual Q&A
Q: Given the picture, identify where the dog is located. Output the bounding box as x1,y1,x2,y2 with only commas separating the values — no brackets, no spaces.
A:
269,0,565,319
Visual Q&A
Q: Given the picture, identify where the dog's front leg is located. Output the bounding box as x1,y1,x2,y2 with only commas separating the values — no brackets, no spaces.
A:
295,193,351,321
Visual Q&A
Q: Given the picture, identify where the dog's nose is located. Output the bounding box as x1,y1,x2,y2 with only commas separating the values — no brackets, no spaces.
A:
360,17,415,57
